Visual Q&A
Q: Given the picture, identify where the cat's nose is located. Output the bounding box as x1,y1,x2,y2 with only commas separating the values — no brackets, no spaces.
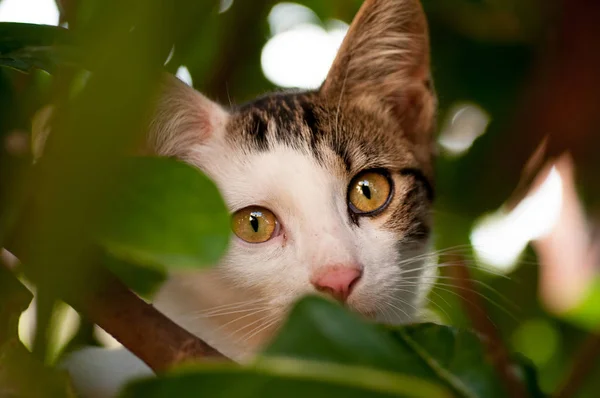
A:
311,266,362,302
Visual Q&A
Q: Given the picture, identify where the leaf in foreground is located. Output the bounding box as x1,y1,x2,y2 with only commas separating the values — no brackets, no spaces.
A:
0,266,75,397
120,358,451,398
0,23,77,73
561,277,600,331
99,157,230,270
0,340,76,398
0,265,32,343
265,296,520,398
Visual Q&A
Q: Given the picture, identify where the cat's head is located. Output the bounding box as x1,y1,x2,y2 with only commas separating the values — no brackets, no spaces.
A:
151,0,437,354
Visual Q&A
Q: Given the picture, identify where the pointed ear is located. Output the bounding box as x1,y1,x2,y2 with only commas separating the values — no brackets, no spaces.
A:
147,74,228,158
321,0,436,156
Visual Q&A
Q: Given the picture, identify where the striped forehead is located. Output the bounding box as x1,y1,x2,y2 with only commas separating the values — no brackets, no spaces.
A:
225,92,417,176
228,92,323,157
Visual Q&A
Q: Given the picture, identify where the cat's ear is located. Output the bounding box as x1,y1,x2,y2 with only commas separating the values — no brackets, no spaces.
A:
147,74,228,158
320,0,435,155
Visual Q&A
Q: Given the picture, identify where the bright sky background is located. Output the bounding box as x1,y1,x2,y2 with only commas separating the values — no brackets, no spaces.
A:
0,0,59,25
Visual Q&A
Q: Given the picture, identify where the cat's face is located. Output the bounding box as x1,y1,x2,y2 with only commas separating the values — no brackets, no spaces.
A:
150,0,437,358
179,92,434,323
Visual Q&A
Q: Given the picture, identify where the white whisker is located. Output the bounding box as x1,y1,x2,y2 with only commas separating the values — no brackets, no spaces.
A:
229,312,277,342
238,315,281,344
190,305,272,320
190,298,271,316
397,281,517,322
212,307,274,334
397,274,518,310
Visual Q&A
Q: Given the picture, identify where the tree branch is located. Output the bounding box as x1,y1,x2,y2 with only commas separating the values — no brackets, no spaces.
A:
445,254,528,398
4,235,227,373
75,270,226,373
555,333,600,398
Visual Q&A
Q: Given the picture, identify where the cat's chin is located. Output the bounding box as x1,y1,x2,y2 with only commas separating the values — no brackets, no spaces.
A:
355,308,378,320
340,299,380,322
347,299,414,325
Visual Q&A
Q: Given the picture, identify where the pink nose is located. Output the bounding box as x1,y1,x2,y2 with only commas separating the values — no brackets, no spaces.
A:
311,266,362,302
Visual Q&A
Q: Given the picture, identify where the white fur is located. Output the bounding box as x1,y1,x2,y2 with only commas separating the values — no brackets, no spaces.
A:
61,347,152,398
153,118,433,361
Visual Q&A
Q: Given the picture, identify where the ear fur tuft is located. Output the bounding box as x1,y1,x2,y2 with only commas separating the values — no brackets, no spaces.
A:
321,0,436,164
147,74,228,158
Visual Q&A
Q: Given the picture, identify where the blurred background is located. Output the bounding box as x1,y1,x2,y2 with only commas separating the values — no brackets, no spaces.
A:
1,0,599,396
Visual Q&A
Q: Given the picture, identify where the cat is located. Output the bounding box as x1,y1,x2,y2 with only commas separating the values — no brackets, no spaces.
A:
64,0,438,395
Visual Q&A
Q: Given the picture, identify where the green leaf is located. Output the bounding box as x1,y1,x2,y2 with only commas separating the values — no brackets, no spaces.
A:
293,0,361,22
510,353,547,398
0,265,75,397
0,340,77,398
103,254,166,299
265,296,514,398
265,297,416,370
99,157,230,270
0,23,77,73
0,265,33,344
120,357,451,398
390,325,507,398
561,277,600,330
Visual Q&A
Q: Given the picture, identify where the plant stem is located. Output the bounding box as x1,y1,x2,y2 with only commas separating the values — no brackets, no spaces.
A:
554,333,600,398
445,254,528,398
75,270,227,372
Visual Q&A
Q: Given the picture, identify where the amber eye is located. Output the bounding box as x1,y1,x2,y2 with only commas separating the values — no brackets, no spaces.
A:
231,206,279,243
348,170,393,215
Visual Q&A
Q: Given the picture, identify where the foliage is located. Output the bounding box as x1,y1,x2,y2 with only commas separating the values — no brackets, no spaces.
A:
0,265,76,397
100,157,230,271
122,297,543,398
0,0,599,397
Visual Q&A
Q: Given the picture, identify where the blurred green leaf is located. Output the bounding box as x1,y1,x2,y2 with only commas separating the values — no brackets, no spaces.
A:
0,340,77,398
0,257,74,396
561,278,600,331
99,157,230,270
265,296,412,369
293,0,361,22
390,325,509,398
0,23,77,73
0,265,32,343
103,254,166,299
120,357,451,398
265,296,514,398
510,353,547,398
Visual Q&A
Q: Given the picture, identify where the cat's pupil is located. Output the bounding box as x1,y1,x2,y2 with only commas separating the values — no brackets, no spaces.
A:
361,182,372,200
250,214,259,232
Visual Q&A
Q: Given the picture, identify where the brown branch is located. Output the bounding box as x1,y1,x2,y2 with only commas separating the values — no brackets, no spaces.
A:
554,333,600,398
445,254,528,398
74,271,226,373
5,233,227,373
